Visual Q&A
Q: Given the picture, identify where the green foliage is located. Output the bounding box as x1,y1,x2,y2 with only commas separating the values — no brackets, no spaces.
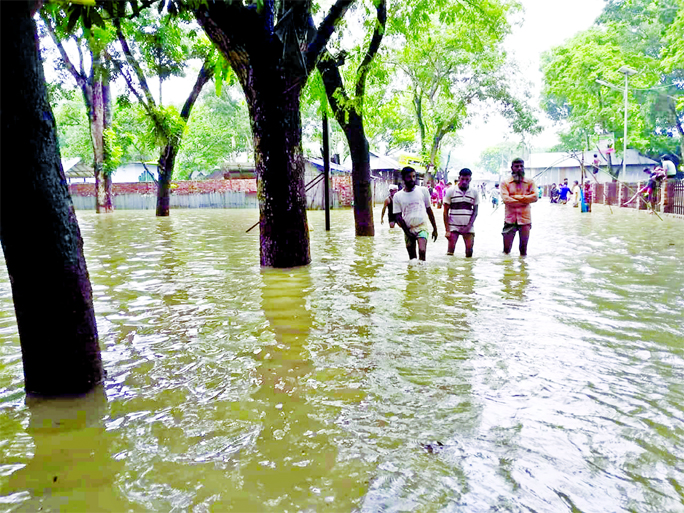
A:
53,99,92,163
103,127,123,175
478,142,521,174
541,0,683,161
142,105,186,149
175,86,253,179
389,3,537,169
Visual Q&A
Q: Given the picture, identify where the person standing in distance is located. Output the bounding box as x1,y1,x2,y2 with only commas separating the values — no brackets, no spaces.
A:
443,168,479,257
381,184,399,228
501,158,538,256
393,166,438,261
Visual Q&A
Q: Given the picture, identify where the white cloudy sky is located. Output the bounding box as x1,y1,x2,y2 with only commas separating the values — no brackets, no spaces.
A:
454,0,606,169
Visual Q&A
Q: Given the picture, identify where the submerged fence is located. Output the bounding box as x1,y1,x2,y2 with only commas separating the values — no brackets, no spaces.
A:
71,190,256,210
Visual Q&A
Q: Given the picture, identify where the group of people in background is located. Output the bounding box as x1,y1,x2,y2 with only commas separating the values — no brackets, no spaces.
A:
381,159,537,261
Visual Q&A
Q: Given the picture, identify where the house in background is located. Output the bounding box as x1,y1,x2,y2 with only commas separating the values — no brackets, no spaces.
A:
62,158,94,184
527,149,660,186
62,158,157,184
112,162,157,183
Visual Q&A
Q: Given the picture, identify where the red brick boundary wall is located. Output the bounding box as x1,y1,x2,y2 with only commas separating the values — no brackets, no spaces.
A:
69,176,356,208
69,179,258,197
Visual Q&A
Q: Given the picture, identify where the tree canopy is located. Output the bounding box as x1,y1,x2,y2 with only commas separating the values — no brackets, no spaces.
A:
541,0,683,167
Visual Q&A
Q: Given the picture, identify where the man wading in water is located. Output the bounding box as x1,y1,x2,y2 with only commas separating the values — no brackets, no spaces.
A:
393,167,438,261
443,168,479,257
381,184,399,228
501,158,538,256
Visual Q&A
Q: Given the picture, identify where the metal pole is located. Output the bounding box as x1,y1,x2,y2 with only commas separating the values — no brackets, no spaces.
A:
623,73,628,179
323,112,331,231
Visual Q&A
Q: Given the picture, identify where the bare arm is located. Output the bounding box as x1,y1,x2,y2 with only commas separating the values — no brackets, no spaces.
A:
395,213,411,237
381,198,388,223
426,207,438,242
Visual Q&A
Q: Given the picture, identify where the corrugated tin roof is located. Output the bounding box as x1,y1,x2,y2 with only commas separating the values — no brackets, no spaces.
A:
307,157,350,173
526,150,658,170
62,158,93,178
369,152,401,171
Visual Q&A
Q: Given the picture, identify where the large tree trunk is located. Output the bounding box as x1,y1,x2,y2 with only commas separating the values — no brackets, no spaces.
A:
0,1,104,396
247,82,311,267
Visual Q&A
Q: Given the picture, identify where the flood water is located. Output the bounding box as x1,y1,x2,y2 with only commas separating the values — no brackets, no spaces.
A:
0,201,683,512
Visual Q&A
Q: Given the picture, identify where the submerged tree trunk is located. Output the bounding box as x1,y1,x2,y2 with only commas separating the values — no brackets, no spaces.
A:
247,79,311,267
156,144,177,216
195,7,312,267
155,60,213,217
43,13,115,213
1,1,104,395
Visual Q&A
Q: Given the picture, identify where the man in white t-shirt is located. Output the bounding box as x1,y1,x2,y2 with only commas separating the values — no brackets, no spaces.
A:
443,168,479,257
392,167,438,261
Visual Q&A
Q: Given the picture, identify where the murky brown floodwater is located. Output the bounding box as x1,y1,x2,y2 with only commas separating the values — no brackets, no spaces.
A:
0,201,683,512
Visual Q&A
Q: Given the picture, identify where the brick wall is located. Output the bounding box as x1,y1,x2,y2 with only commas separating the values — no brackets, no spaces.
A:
69,179,258,197
332,175,353,206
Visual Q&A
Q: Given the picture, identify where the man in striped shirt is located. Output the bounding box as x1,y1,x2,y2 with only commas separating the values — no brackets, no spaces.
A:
443,168,479,257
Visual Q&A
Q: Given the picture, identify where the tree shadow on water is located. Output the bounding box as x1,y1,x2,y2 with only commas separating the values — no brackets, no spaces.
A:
2,387,127,511
216,268,344,510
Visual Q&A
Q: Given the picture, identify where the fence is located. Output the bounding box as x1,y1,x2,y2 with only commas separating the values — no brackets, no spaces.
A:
667,180,684,215
70,190,256,210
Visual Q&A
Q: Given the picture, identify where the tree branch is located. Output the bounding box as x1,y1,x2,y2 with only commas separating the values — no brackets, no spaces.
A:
110,56,154,119
355,0,386,101
113,18,157,110
180,56,215,122
41,13,87,91
306,0,355,75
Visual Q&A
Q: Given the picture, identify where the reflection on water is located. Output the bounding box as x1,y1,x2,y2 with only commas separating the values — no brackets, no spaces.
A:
0,204,683,511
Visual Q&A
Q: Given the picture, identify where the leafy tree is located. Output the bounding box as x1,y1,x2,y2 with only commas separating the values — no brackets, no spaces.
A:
316,0,387,236
478,142,522,175
109,9,216,215
389,0,539,175
40,3,119,212
176,85,253,179
53,99,94,163
541,0,683,170
191,0,356,267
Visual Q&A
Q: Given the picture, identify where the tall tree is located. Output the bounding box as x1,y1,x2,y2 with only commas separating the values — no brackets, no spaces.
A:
40,4,118,213
1,0,104,395
541,0,683,167
316,0,387,236
392,3,539,175
110,10,215,215
192,0,354,267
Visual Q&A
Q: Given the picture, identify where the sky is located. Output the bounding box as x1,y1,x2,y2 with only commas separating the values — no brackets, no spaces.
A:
453,0,606,172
